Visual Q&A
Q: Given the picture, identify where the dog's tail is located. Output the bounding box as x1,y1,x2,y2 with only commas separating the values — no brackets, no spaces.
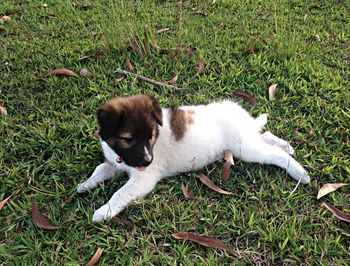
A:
255,114,268,132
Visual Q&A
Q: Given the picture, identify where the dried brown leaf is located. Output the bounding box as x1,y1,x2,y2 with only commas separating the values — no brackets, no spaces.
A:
80,67,94,77
260,12,271,19
222,163,231,183
166,75,178,84
195,60,205,76
322,202,350,223
0,104,8,116
186,47,193,55
317,183,348,199
221,150,234,182
47,68,78,77
86,247,103,266
114,77,124,84
268,84,278,100
181,183,194,199
125,59,135,73
224,150,234,165
222,150,234,183
31,201,59,230
232,90,256,105
112,218,134,229
198,172,232,195
1,16,11,21
0,195,11,211
248,46,256,54
172,232,240,257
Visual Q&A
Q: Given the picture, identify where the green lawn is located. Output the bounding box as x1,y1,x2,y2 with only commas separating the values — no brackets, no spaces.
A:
1,0,349,264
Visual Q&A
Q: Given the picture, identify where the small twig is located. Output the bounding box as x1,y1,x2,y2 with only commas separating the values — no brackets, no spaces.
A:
288,178,301,198
114,68,187,91
177,0,183,50
156,28,170,34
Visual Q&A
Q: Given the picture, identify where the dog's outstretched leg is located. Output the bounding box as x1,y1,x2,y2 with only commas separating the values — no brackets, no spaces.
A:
77,162,117,193
233,140,310,184
92,173,161,222
261,131,295,155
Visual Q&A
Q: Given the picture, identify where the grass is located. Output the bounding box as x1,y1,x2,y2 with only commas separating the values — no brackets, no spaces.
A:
0,0,349,264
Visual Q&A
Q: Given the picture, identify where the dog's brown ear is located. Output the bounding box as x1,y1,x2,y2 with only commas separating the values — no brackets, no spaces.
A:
149,96,163,126
97,104,123,139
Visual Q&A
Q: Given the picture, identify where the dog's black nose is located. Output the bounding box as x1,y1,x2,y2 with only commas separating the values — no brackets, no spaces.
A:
142,156,153,167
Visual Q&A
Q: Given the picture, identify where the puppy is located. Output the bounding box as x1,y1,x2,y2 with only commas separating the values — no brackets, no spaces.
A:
77,95,310,222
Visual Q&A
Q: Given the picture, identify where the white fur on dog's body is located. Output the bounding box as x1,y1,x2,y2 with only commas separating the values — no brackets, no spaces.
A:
77,100,310,222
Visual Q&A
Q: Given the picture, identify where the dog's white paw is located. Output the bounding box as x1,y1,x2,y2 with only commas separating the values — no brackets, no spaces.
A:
92,204,123,222
298,170,310,184
289,166,310,184
77,183,87,194
93,204,113,222
255,114,268,128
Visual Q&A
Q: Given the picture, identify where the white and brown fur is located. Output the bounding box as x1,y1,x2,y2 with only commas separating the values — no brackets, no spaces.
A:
77,95,310,222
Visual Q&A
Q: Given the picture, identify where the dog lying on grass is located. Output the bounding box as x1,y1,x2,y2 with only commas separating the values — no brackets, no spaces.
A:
77,95,310,222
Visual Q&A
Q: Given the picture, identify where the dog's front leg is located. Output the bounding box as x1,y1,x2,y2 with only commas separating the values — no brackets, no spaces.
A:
77,162,117,193
92,173,160,222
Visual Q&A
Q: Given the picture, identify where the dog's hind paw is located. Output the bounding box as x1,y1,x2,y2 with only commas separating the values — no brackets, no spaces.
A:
255,114,268,129
93,205,113,222
76,183,87,194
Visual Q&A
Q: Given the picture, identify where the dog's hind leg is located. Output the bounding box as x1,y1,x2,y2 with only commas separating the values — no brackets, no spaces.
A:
77,162,117,193
233,139,310,184
261,131,295,155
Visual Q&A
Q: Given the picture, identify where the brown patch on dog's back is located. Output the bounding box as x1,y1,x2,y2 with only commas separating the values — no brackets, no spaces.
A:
170,107,195,141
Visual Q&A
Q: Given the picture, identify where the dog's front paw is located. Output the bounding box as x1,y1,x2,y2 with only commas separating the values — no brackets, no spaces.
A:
93,204,122,222
298,171,310,184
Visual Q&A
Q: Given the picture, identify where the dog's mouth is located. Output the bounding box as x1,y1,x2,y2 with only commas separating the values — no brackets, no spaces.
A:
116,156,148,172
135,166,147,172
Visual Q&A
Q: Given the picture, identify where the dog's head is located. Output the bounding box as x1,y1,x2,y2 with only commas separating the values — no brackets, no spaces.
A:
97,95,162,170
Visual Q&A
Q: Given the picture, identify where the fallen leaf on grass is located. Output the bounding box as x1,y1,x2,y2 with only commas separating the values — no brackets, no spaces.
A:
222,150,234,183
329,34,337,40
232,90,256,105
0,104,8,116
0,195,12,211
199,173,232,195
86,247,103,266
186,47,193,55
80,67,94,77
114,77,124,84
195,60,205,76
260,12,271,19
181,183,194,199
322,202,350,223
166,75,178,84
268,84,278,100
317,183,348,199
1,16,11,21
172,232,240,257
31,201,59,230
47,68,78,77
247,46,256,54
112,218,134,229
125,59,135,73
